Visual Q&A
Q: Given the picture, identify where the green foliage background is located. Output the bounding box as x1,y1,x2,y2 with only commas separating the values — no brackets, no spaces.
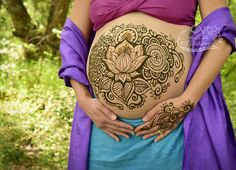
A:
0,1,236,169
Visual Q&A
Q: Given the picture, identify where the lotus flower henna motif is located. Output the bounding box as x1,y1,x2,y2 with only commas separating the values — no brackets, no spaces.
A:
102,40,148,83
87,24,185,109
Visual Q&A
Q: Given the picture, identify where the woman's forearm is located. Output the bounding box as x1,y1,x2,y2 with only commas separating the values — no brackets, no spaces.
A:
70,78,92,105
183,37,233,104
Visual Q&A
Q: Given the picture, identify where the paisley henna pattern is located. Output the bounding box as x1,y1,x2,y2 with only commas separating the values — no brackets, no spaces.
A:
87,23,185,110
140,100,194,131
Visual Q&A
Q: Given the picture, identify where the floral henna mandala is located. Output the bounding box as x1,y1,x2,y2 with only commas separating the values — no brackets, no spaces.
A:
140,100,195,131
87,23,185,110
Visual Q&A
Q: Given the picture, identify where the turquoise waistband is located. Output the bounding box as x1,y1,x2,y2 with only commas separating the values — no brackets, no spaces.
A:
88,114,184,170
117,116,144,126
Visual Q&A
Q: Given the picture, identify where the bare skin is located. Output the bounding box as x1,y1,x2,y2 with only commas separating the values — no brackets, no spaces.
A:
68,0,233,142
86,13,193,119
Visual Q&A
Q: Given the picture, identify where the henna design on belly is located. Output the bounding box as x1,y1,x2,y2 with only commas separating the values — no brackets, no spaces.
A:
87,23,185,110
140,100,194,131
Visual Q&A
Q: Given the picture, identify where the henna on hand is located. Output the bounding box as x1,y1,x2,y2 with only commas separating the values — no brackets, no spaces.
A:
140,100,194,131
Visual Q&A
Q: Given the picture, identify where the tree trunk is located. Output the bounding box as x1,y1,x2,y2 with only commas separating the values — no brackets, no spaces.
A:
2,0,71,52
2,0,36,39
45,0,71,48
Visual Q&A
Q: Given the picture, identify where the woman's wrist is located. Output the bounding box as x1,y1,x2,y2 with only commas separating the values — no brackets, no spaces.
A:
70,78,93,103
77,92,92,104
179,89,200,108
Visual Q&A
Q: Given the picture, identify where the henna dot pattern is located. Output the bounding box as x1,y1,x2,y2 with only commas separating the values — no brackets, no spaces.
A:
87,24,185,110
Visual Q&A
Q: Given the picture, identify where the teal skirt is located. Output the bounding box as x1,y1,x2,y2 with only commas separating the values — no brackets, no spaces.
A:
88,116,184,170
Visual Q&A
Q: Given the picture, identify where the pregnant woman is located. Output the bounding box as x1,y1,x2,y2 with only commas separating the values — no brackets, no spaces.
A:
58,0,236,169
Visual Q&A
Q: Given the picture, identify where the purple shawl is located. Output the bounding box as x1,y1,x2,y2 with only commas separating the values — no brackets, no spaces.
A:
58,7,236,170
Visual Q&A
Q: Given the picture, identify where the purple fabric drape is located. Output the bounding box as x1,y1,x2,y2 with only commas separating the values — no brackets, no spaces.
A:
58,18,95,170
183,7,236,170
58,7,236,170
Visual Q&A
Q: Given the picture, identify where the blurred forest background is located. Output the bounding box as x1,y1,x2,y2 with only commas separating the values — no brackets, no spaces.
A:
0,0,236,169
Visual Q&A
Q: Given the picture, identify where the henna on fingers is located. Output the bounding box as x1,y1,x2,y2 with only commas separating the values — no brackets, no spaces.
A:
140,100,194,132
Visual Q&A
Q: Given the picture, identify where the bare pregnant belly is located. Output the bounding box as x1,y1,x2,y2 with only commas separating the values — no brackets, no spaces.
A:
87,12,193,119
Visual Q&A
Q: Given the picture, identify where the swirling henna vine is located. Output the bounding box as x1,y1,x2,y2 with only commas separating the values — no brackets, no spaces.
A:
87,23,185,110
140,100,194,131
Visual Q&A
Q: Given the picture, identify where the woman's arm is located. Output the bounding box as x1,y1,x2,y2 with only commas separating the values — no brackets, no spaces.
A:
134,0,236,141
68,0,93,105
183,37,232,104
183,0,232,104
68,0,92,42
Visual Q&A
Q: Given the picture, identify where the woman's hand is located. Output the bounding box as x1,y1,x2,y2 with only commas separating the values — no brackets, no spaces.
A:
79,96,134,142
70,79,134,142
134,95,195,142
